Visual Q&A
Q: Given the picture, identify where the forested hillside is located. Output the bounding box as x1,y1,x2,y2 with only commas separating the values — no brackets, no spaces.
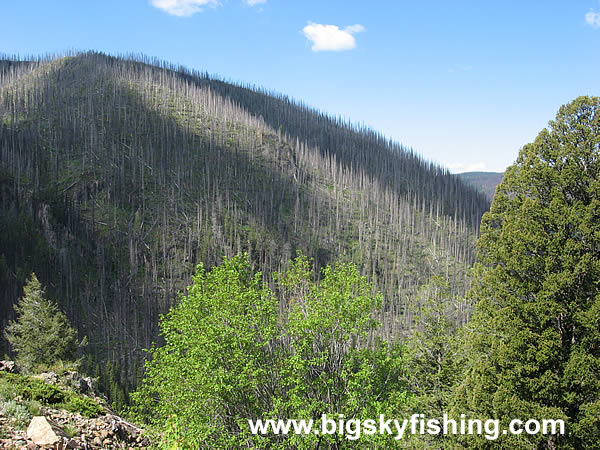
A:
0,52,488,390
457,171,504,200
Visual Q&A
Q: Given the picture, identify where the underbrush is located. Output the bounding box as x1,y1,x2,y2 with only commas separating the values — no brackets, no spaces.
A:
0,372,103,420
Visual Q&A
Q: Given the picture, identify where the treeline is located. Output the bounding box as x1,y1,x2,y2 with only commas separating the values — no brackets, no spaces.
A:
0,52,487,393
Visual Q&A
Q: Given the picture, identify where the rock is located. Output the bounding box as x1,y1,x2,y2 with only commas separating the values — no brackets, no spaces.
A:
0,360,19,373
4,395,149,447
33,371,59,385
65,437,82,449
63,371,96,396
26,416,68,446
108,415,144,444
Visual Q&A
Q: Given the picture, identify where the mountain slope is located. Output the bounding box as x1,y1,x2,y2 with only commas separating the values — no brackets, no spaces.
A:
0,52,489,388
457,171,504,201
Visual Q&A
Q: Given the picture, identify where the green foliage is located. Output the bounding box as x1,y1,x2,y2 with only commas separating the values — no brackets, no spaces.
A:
63,395,103,418
22,381,65,404
273,254,406,449
24,399,42,417
0,372,60,404
0,399,32,429
133,253,409,448
401,277,467,447
0,372,103,418
454,96,600,448
405,277,464,411
133,253,279,447
4,273,78,371
96,360,129,413
62,423,78,438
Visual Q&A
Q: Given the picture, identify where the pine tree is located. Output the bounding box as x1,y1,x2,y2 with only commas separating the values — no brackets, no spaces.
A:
4,273,78,371
406,277,463,413
453,96,600,448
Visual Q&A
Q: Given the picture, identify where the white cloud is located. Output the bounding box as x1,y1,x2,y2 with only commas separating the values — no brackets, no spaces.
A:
302,23,365,52
245,0,266,5
446,162,487,173
585,10,600,27
150,0,219,17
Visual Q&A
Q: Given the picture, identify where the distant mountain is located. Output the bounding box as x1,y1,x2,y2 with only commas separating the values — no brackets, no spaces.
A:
0,51,489,389
457,171,504,200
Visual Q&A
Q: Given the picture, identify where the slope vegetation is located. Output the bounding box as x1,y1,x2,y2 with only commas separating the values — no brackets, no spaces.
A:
0,52,488,385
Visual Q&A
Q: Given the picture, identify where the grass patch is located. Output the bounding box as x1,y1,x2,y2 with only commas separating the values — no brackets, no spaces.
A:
63,423,78,438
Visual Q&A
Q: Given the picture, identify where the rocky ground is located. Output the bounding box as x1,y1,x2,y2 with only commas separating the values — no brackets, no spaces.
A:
0,410,149,449
0,361,150,449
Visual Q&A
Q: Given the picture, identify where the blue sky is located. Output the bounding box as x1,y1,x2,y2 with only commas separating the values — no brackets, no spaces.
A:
2,1,599,173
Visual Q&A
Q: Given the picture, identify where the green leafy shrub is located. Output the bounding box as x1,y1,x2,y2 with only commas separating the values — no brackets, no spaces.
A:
63,423,78,438
1,372,64,404
63,395,103,418
133,253,408,448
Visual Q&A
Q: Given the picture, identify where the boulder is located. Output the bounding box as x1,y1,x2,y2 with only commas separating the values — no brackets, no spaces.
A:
33,371,59,385
26,416,68,446
0,360,19,373
63,371,96,395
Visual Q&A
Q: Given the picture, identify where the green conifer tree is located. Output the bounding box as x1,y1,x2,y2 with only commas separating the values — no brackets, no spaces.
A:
4,273,78,371
406,277,463,415
453,96,600,448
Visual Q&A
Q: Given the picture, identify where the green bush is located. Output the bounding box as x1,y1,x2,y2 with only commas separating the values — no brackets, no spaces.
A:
63,423,78,438
22,381,65,405
133,253,408,448
63,395,103,418
0,372,103,418
0,400,32,428
0,372,66,404
24,399,42,416
0,379,15,401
